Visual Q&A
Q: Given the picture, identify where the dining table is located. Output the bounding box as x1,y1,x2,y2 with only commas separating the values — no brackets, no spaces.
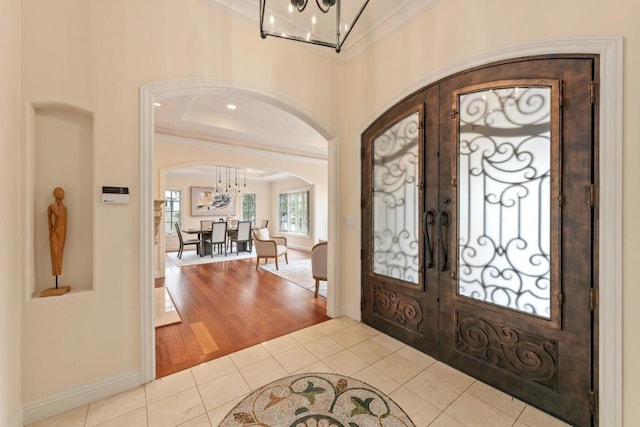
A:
182,225,257,257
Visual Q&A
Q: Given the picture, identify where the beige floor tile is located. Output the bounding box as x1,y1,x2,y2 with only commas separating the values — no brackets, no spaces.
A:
352,365,402,395
274,344,319,373
146,369,196,404
26,405,88,427
85,387,147,427
207,399,241,426
177,413,213,427
404,370,464,411
323,349,369,376
373,352,424,384
93,407,146,427
334,316,360,328
293,360,334,374
198,371,251,411
239,357,288,390
328,326,374,347
445,393,515,427
261,334,300,355
147,388,206,427
389,386,441,426
348,339,394,365
228,344,271,369
289,326,326,344
190,355,237,385
313,318,348,335
517,405,572,427
303,335,345,359
348,323,382,339
428,413,466,427
395,345,437,369
370,333,405,351
427,362,475,390
466,381,526,419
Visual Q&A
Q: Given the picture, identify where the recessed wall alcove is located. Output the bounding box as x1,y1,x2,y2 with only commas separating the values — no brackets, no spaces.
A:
30,104,94,297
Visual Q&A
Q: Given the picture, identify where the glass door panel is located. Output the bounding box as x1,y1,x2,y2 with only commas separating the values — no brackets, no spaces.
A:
372,112,420,285
457,86,553,319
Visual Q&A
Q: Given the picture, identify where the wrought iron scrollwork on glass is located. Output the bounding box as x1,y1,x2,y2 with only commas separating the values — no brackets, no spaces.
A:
372,112,420,285
457,87,552,318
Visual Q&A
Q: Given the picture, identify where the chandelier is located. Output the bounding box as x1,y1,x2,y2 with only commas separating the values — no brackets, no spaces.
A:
213,166,247,194
259,0,370,53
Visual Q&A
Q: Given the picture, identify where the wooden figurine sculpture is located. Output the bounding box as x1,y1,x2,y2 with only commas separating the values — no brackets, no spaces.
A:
42,187,71,296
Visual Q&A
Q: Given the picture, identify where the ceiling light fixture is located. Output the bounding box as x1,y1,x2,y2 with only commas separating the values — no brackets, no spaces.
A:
226,104,237,110
259,0,369,53
213,165,246,195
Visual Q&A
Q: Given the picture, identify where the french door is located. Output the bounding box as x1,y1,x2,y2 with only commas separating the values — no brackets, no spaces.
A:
361,57,598,426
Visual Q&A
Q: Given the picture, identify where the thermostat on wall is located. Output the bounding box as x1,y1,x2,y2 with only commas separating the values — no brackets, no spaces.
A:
102,186,130,204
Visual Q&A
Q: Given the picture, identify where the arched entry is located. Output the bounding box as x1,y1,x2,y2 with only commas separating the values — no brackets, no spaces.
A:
140,79,339,382
354,37,622,426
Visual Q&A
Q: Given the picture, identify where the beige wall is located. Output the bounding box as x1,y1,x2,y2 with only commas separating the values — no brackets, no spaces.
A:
1,0,22,424
14,0,640,424
339,0,639,424
20,0,336,419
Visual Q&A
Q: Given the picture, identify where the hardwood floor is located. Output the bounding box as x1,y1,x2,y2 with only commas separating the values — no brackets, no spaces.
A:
154,248,330,378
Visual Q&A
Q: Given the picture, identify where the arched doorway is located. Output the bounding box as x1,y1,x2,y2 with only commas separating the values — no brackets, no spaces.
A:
140,79,339,381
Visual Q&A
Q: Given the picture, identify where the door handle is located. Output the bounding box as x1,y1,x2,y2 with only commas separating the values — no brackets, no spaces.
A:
422,210,436,269
438,211,450,271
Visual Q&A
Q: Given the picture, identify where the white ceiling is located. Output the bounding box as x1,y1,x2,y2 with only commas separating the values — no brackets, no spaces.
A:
157,0,439,178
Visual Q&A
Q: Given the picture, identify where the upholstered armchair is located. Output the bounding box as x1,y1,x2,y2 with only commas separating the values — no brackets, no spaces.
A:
310,241,327,298
252,228,288,270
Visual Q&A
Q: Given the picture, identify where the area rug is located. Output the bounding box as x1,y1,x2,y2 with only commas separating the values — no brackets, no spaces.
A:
220,372,415,426
259,259,327,298
154,287,181,327
167,248,256,267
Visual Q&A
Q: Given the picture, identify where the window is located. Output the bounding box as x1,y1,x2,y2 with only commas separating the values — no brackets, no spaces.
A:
164,190,181,233
241,193,256,225
279,191,310,235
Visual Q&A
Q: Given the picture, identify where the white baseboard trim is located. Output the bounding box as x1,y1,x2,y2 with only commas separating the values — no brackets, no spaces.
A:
22,370,142,425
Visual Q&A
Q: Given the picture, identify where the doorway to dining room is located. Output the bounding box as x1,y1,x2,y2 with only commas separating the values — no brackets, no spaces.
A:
143,80,338,381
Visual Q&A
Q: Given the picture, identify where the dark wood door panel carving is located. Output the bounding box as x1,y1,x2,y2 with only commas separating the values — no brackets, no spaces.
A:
362,56,598,426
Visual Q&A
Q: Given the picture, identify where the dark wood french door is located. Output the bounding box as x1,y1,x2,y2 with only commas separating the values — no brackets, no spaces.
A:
361,56,598,426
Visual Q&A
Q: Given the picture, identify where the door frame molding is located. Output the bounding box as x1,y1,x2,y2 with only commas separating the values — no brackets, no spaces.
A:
359,37,622,425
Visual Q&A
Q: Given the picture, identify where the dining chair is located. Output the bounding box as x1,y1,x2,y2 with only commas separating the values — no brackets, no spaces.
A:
200,220,214,230
175,223,200,259
205,221,227,256
253,228,288,270
310,241,328,298
229,221,252,254
259,219,269,228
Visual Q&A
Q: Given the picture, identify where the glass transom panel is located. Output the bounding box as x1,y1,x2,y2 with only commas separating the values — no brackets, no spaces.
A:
372,112,420,285
457,87,551,318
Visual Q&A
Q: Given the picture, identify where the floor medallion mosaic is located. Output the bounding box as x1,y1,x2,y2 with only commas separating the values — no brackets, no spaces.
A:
220,372,415,427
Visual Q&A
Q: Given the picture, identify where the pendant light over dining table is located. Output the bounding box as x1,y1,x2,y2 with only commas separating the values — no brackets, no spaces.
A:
259,0,369,53
213,165,247,195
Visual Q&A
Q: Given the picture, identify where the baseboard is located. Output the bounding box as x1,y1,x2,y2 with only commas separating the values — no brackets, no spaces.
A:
22,370,142,425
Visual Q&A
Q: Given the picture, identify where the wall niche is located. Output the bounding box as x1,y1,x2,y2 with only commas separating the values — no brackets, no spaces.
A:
32,104,94,296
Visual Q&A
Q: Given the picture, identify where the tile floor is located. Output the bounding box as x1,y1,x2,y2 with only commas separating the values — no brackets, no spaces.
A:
27,317,570,427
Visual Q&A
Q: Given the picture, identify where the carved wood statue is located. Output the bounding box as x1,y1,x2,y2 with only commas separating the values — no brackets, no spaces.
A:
48,187,67,276
42,187,70,296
